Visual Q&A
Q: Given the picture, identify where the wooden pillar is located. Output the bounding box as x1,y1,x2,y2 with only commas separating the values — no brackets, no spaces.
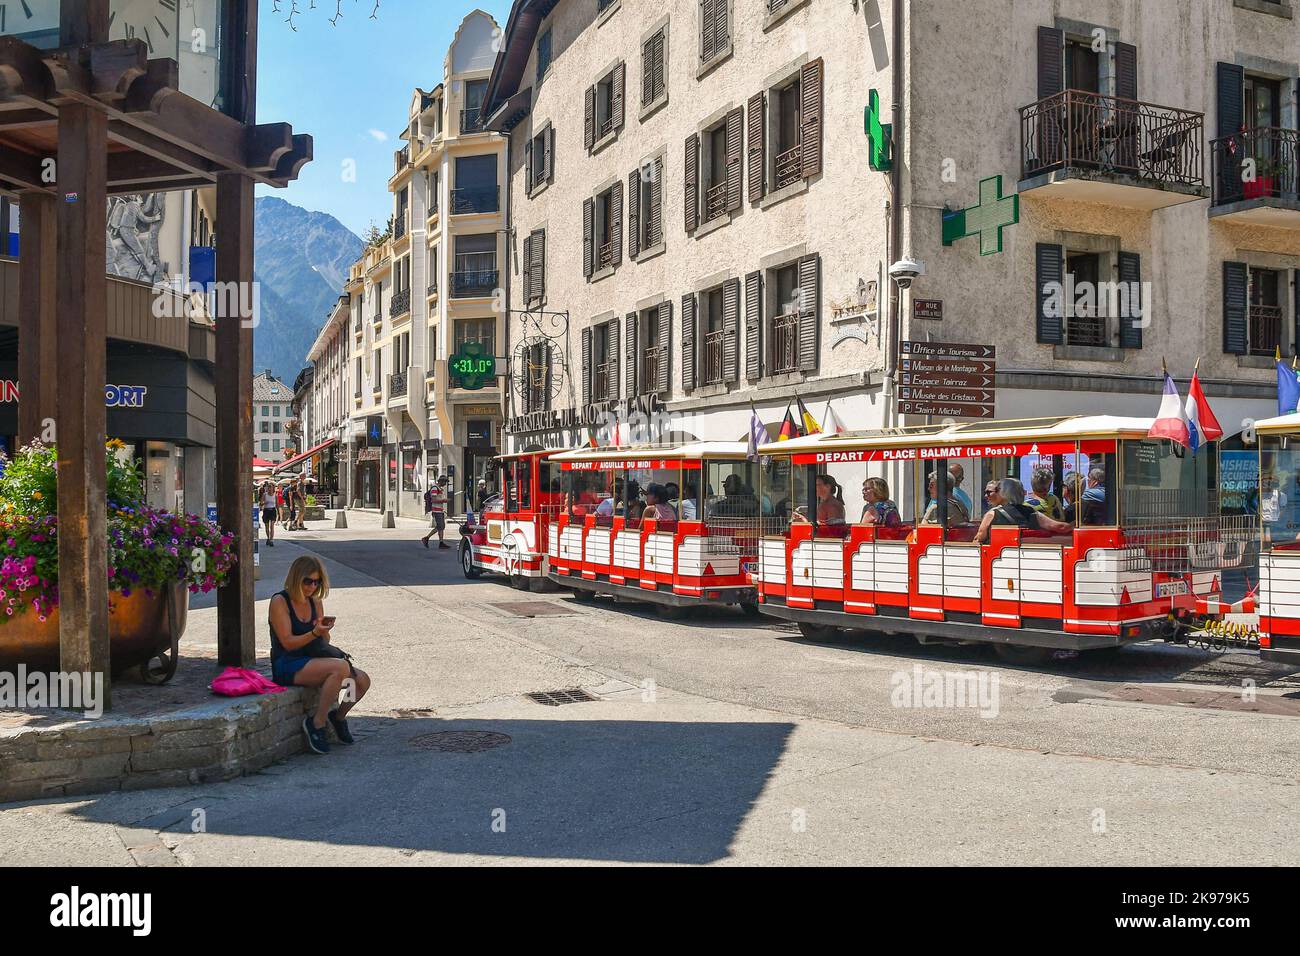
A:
16,192,57,446
214,172,255,666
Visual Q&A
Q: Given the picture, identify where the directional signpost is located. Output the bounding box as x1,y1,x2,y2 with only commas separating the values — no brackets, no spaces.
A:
897,341,996,419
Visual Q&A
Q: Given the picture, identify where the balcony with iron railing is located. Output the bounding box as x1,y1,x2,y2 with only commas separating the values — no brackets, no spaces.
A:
394,144,410,176
451,268,499,298
774,143,803,191
450,185,500,215
1019,90,1207,207
593,360,617,402
1066,314,1107,349
702,329,726,385
460,107,485,135
427,281,438,298
389,288,411,318
641,346,665,393
388,371,409,399
1210,127,1300,228
598,113,614,139
598,239,615,269
393,211,407,240
769,313,799,375
703,181,729,223
1249,303,1284,357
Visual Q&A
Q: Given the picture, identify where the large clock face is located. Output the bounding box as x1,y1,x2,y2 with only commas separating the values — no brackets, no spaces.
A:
109,0,181,58
0,1,60,43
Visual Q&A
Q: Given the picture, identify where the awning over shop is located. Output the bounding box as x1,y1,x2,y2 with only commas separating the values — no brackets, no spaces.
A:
273,439,338,474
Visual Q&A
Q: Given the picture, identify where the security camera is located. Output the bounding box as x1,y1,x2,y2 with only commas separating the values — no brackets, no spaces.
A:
889,258,925,290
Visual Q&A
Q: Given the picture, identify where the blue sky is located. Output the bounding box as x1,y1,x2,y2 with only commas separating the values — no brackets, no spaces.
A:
255,0,514,238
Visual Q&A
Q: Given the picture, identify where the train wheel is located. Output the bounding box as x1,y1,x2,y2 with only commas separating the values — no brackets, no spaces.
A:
571,587,596,603
992,643,1054,666
657,603,690,620
797,622,841,641
739,602,762,618
510,574,530,590
460,544,481,579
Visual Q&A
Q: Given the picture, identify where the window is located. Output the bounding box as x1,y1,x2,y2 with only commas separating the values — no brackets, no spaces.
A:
642,27,666,108
701,287,726,385
1065,252,1105,347
536,28,553,82
685,107,742,231
273,406,280,417
626,302,671,397
523,228,546,305
454,317,496,353
1249,267,1283,356
629,155,664,259
1035,243,1143,350
759,255,820,377
584,63,625,151
261,405,269,416
354,358,362,396
699,0,730,66
260,421,269,434
273,439,281,452
525,124,553,195
750,59,823,201
452,155,498,214
582,317,620,404
262,439,270,452
461,79,488,134
452,234,498,298
582,181,623,279
682,280,740,392
274,421,282,434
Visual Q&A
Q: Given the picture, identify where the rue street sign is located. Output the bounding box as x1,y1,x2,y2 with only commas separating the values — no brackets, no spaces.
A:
941,175,1019,255
898,340,997,418
913,298,943,321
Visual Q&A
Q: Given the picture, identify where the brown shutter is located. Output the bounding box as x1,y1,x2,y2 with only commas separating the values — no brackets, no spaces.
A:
626,311,638,396
583,197,595,278
613,61,626,131
533,229,546,300
608,318,621,400
628,169,641,260
1037,26,1064,99
524,137,533,193
684,133,699,232
722,277,741,383
748,91,766,202
584,85,596,151
543,125,554,182
715,0,729,52
702,0,718,62
745,270,762,379
725,105,743,211
681,293,697,393
653,31,665,101
651,155,664,246
642,35,654,106
657,300,673,393
522,233,533,302
797,254,820,372
610,180,624,268
799,58,824,179
1114,42,1137,101
581,326,592,406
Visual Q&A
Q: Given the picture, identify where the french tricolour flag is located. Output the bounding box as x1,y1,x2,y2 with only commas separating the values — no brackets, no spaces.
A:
1148,370,1191,449
1184,367,1223,454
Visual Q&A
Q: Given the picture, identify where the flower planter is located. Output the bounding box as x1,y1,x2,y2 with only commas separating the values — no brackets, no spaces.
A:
0,582,188,682
1243,176,1276,200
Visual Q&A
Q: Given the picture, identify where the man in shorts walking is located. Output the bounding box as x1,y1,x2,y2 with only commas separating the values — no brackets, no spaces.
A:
422,475,449,549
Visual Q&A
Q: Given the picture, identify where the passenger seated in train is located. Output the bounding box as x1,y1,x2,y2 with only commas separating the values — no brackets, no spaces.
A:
709,474,760,518
639,483,678,528
974,477,1072,543
791,474,847,534
595,478,626,518
1062,467,1107,525
1024,467,1064,521
626,499,645,526
858,477,902,528
921,472,971,528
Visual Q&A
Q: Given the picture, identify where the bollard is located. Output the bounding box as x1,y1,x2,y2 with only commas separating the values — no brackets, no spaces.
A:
382,509,396,528
335,510,348,529
351,499,361,510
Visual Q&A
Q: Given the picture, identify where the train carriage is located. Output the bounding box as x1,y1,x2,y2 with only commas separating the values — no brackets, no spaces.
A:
1249,412,1300,663
460,449,565,588
546,443,767,615
754,416,1250,659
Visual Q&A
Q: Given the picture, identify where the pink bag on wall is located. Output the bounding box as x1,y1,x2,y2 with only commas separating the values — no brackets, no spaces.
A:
211,667,286,696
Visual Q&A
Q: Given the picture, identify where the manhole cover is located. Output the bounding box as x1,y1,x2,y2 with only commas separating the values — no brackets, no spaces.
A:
489,601,577,618
408,731,512,752
525,688,598,706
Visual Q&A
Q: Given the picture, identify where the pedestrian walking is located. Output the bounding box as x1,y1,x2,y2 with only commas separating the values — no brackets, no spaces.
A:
260,481,279,547
422,475,449,549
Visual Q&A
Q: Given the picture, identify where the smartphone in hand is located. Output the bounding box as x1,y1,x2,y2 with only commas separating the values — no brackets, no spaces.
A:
320,616,337,628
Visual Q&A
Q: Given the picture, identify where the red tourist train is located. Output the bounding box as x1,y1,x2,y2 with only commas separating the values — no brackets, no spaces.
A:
459,448,564,589
1245,412,1300,664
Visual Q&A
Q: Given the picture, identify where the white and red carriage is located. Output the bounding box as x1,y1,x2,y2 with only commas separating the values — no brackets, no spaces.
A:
460,448,564,589
1247,412,1300,664
545,443,767,616
752,416,1250,659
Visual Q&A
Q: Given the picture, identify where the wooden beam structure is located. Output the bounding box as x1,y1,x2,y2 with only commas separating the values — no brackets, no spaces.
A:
16,190,55,445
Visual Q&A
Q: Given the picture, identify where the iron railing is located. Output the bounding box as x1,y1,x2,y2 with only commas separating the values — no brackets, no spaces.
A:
451,269,498,298
460,107,485,134
394,145,409,175
1249,303,1284,357
427,281,438,297
1211,126,1299,206
769,312,799,374
703,329,726,385
393,212,407,239
1120,513,1256,575
388,372,408,399
599,240,615,269
599,114,614,139
1067,314,1107,348
450,186,500,214
704,181,729,223
389,288,411,318
594,360,617,402
1019,90,1205,190
775,143,803,190
641,345,665,393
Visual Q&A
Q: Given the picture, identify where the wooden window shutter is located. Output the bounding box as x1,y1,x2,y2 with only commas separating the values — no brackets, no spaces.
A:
653,31,665,101
725,106,744,211
722,277,741,383
524,137,534,193
584,85,596,151
796,254,820,372
608,318,621,400
657,299,673,393
522,233,533,302
702,0,718,62
613,61,626,132
715,0,729,52
583,197,595,279
642,35,654,106
581,326,593,405
745,270,763,380
1222,261,1248,356
799,58,824,179
543,126,554,182
1117,251,1142,349
1035,243,1064,345
681,293,697,392
748,91,766,202
1037,26,1064,99
1216,62,1244,139
610,180,624,267
628,169,641,260
533,229,546,300
626,311,638,396
651,156,664,246
685,133,700,232
1114,42,1137,101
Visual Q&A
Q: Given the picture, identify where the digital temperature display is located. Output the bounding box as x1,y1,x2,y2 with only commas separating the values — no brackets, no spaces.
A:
448,343,497,390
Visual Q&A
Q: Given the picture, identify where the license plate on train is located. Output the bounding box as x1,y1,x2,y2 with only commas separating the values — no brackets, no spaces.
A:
1156,580,1189,597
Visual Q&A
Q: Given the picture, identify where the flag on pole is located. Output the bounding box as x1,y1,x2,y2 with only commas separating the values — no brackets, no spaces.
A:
1148,361,1190,449
778,403,799,441
747,404,766,461
796,394,821,435
824,401,846,435
1184,360,1223,454
1278,348,1300,416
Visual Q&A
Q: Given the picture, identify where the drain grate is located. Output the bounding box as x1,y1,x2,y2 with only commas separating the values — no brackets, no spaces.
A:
389,707,438,719
489,601,577,618
408,731,512,752
525,688,599,707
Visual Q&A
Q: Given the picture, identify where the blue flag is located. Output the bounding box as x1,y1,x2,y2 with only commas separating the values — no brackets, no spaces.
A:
1278,359,1300,416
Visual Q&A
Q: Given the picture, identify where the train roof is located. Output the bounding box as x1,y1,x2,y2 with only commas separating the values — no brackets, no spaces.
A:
1253,412,1300,435
758,415,1159,454
549,441,752,463
494,448,571,461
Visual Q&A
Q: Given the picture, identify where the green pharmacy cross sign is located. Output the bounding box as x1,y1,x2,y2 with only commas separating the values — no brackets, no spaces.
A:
864,89,892,172
448,341,497,391
942,175,1020,256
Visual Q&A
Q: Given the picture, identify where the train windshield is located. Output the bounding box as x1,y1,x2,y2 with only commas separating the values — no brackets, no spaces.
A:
1260,436,1300,549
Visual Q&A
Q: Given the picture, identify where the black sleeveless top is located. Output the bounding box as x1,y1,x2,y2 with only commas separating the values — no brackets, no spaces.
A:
270,590,318,664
